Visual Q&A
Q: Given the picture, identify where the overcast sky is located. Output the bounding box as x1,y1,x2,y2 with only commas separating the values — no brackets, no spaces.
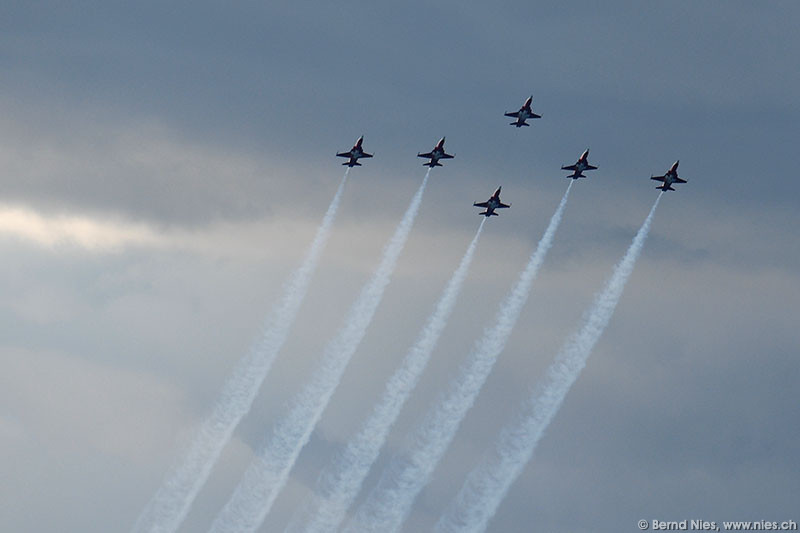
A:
1,2,798,532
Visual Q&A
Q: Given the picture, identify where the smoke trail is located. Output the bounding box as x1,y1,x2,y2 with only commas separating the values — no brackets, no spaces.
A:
435,193,663,533
209,171,431,533
286,217,487,533
131,171,350,533
344,182,574,533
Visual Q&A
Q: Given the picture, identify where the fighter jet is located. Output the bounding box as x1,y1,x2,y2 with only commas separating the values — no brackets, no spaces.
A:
417,137,454,167
504,96,541,127
561,149,598,179
336,136,373,167
651,160,687,191
473,186,510,217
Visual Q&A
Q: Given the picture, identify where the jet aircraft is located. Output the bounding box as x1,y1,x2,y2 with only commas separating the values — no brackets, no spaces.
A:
336,136,373,167
473,186,510,217
417,137,455,167
504,96,541,127
651,160,687,191
561,149,598,179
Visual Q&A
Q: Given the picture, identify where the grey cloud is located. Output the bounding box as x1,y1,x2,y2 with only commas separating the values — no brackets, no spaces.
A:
1,3,799,532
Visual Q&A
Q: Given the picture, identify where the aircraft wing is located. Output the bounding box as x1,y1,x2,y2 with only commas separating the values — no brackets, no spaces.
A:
674,176,687,183
562,164,578,171
498,202,510,208
418,151,433,158
361,152,373,158
336,151,351,158
504,111,520,118
650,175,666,182
441,153,454,159
586,164,598,170
473,201,489,208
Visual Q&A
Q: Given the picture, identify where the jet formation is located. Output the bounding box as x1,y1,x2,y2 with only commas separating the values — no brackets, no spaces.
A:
336,96,685,210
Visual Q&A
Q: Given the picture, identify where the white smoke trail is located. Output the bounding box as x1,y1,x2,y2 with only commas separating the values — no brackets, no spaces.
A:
209,170,431,533
286,217,487,533
131,170,350,533
343,182,574,533
435,193,663,533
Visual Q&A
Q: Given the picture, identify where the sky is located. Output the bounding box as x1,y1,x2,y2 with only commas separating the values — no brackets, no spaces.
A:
1,2,798,532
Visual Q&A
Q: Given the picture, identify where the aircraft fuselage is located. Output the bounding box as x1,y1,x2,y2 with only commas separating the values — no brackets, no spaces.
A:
651,160,685,191
337,136,373,167
474,186,509,217
505,96,540,127
486,198,502,210
660,174,679,189
562,149,597,179
418,137,453,167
